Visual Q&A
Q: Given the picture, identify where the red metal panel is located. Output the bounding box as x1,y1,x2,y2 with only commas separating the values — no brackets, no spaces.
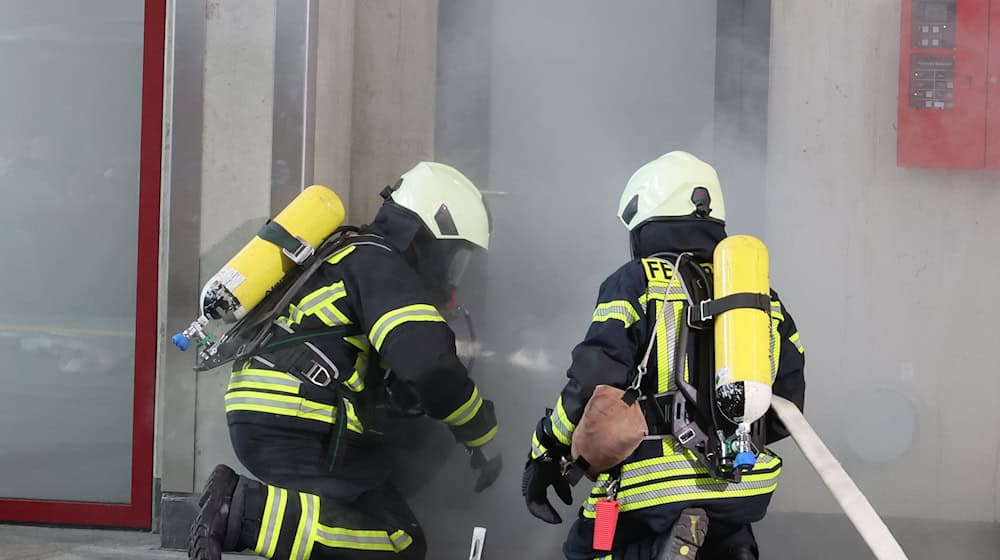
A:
0,0,165,528
986,0,1000,166
898,0,990,168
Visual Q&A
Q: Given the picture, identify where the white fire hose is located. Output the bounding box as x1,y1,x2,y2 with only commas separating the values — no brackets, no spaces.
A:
770,396,909,560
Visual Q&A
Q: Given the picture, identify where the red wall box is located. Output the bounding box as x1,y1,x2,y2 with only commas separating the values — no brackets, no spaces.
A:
0,0,164,529
897,0,998,168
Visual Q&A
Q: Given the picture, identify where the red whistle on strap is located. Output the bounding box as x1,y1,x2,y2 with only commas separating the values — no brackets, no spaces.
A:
593,499,620,552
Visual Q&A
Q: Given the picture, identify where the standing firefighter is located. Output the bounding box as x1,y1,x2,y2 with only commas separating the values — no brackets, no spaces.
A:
188,162,502,560
521,151,805,559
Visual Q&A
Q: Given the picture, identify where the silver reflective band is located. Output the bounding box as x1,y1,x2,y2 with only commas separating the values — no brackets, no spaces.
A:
226,396,330,417
299,284,347,313
233,372,300,390
259,488,282,554
370,306,442,348
293,494,317,560
314,527,395,547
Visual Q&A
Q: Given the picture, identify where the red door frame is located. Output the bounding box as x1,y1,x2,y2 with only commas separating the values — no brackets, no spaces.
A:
0,0,165,529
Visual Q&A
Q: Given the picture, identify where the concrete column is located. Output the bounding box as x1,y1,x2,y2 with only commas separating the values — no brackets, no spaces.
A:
349,0,439,222
159,0,204,497
195,0,277,490
313,0,357,211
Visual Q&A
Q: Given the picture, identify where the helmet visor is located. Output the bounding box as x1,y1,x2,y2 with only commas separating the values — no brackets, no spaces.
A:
447,247,473,288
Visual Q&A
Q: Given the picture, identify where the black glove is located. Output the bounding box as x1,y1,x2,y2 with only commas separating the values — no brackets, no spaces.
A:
467,442,503,493
521,455,573,524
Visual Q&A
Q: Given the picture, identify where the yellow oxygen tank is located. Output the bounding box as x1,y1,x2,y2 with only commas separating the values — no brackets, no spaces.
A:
712,235,772,469
172,185,345,352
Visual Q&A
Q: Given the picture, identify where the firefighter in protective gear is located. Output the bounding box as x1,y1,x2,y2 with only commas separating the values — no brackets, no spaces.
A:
521,151,806,560
189,161,502,560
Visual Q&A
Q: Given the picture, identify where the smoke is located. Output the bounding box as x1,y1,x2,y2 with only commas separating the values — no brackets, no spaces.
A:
418,1,1000,558
418,1,731,557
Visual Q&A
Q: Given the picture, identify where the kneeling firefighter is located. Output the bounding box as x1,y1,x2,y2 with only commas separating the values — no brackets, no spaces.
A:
184,162,502,560
521,151,806,559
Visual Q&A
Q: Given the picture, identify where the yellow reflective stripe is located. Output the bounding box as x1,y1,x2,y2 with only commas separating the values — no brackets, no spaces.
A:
770,302,784,321
370,304,446,352
638,291,687,306
531,432,548,459
464,425,499,448
584,482,779,517
344,335,370,351
443,386,483,427
225,390,335,423
343,369,366,393
617,470,781,501
253,486,281,557
292,282,351,328
317,305,352,328
583,454,782,516
269,488,287,557
389,530,413,552
620,454,782,487
298,282,347,313
255,485,282,556
548,397,575,446
289,303,305,325
584,475,780,517
314,526,397,551
655,300,669,393
227,380,297,393
326,244,357,264
290,493,319,560
770,314,781,381
623,448,701,473
344,400,363,434
790,331,804,354
655,300,684,393
592,300,640,327
229,369,301,394
233,368,299,382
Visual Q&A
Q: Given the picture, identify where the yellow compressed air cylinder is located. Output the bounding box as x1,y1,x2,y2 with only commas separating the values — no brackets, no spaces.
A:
202,185,345,322
713,234,773,424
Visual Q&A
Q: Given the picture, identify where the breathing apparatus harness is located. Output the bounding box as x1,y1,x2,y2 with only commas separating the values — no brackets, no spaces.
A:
564,252,769,487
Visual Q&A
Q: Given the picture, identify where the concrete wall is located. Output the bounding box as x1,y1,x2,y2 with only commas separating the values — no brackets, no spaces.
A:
766,0,1000,524
193,0,278,487
312,0,438,223
159,0,440,511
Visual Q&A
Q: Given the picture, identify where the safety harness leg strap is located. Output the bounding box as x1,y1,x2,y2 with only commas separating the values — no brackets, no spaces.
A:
689,292,770,323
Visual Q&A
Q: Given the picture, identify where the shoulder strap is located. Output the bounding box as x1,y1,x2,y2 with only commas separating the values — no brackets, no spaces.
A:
626,253,690,403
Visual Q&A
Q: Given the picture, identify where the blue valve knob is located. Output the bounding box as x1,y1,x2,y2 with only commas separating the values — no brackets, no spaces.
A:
733,451,756,470
172,332,191,351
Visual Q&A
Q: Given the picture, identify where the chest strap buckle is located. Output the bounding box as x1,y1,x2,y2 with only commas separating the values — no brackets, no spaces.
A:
303,361,332,387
